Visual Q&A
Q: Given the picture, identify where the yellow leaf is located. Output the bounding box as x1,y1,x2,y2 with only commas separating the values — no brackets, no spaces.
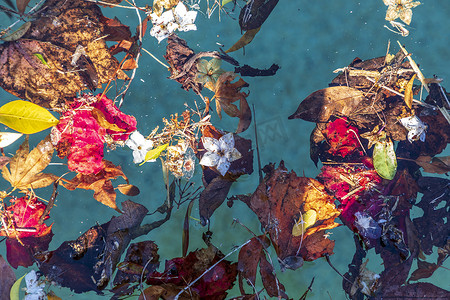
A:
404,74,416,109
292,209,317,237
0,100,59,134
225,27,261,53
141,143,169,165
91,108,126,132
2,135,57,191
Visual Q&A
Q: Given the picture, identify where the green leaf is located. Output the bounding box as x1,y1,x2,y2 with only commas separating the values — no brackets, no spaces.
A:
141,143,169,165
0,100,59,134
32,53,49,67
292,209,317,236
9,274,25,300
373,138,397,180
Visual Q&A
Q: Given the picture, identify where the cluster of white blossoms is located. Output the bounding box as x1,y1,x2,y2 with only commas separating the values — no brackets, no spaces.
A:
149,2,198,43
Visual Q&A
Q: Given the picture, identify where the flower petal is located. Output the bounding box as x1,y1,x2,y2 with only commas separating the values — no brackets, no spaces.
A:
226,147,242,162
200,151,220,167
219,133,235,152
216,156,231,176
202,137,220,153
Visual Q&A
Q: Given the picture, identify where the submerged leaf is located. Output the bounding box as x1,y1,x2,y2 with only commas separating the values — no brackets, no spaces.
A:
373,137,397,180
0,100,59,134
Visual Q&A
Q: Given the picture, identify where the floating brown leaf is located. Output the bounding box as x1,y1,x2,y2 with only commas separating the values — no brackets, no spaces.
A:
62,160,130,212
414,155,450,174
2,135,57,191
16,0,31,15
0,255,15,299
0,0,128,108
225,27,261,53
288,86,368,123
117,183,140,196
214,72,251,133
237,162,339,265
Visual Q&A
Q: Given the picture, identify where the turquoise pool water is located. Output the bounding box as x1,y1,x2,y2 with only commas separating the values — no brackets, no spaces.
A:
1,0,449,299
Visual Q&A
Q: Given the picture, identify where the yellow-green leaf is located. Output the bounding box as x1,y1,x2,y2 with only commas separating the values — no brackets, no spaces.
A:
32,53,49,67
9,274,25,300
222,0,233,6
292,209,317,237
0,21,31,41
0,100,59,134
141,143,169,165
373,138,397,180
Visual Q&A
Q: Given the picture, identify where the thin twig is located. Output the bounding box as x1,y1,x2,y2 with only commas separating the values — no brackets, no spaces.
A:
38,181,58,225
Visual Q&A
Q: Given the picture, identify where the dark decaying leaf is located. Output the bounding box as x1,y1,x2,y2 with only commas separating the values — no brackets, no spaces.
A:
0,0,128,108
235,162,339,265
239,0,280,31
199,176,233,226
259,252,287,298
164,34,203,94
414,177,450,255
146,245,238,300
117,183,140,196
198,128,253,225
38,200,148,293
112,241,160,298
235,63,280,77
0,255,16,299
288,86,368,123
380,282,450,299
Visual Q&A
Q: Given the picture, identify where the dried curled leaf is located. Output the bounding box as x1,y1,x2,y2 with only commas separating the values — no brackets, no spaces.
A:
214,72,251,133
225,27,261,53
2,135,57,191
61,160,130,212
288,86,367,123
0,0,128,108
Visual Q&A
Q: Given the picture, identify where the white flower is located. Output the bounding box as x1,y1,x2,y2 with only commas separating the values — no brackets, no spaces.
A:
149,3,197,43
149,10,176,43
200,133,242,176
24,270,46,300
399,115,427,142
126,131,154,164
173,2,197,32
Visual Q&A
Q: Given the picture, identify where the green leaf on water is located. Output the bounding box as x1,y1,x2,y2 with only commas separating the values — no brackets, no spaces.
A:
141,143,169,165
373,137,397,180
0,100,59,134
9,274,25,300
292,209,317,236
222,0,233,6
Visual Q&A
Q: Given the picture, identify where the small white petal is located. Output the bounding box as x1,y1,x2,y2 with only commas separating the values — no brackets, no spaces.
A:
400,115,427,143
219,133,235,152
226,147,242,162
174,2,188,18
216,156,231,176
200,151,220,167
0,132,22,148
179,24,197,32
202,137,220,153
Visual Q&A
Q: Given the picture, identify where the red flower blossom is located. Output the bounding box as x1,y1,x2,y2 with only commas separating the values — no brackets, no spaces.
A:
52,94,137,174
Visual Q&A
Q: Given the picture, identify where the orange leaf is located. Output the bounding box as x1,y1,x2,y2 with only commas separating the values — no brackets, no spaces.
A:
404,74,416,109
